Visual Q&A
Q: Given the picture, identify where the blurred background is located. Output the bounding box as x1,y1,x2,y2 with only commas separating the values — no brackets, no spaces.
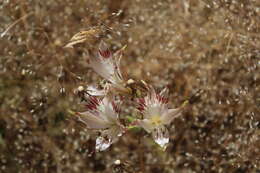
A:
0,0,259,172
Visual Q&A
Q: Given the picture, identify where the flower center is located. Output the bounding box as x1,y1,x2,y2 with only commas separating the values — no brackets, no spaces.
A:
150,115,162,126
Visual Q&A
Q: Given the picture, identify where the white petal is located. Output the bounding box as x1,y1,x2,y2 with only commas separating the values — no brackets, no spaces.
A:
78,112,110,129
161,108,183,125
99,97,118,122
105,105,118,122
95,136,112,151
89,57,113,81
136,119,154,133
144,104,164,119
95,126,123,152
152,126,169,150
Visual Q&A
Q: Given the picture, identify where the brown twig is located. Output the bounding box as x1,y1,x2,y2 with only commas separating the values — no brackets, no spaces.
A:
1,12,33,38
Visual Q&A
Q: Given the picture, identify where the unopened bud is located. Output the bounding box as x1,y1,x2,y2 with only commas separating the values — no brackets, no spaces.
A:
114,160,121,165
127,79,135,85
78,86,84,92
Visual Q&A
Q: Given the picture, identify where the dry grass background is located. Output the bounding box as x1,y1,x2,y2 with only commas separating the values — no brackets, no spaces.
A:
0,0,259,172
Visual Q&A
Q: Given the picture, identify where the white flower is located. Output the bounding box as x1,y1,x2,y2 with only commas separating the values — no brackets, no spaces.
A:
76,96,124,151
136,86,185,150
89,41,129,94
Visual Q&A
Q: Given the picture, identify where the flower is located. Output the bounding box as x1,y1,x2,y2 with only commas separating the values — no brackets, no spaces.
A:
89,41,130,94
76,96,124,151
136,86,186,150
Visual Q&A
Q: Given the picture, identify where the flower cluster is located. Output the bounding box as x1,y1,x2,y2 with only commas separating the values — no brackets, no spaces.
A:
73,41,188,151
